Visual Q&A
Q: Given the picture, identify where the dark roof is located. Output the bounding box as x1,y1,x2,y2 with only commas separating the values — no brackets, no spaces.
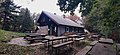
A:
41,11,84,28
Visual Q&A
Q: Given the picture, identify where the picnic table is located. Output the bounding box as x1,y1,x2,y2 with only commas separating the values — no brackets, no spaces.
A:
25,33,40,38
89,41,98,46
87,43,116,55
68,34,79,37
99,38,113,44
75,37,85,41
26,37,48,43
40,34,47,37
74,37,85,46
44,36,68,47
81,35,86,37
91,35,99,40
44,36,74,55
45,36,75,42
76,46,92,55
25,33,47,38
45,36,67,41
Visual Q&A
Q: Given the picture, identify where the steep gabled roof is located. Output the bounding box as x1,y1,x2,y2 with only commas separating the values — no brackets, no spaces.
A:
41,11,84,28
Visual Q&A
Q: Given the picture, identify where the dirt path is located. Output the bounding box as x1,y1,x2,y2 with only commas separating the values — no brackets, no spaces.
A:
8,37,30,46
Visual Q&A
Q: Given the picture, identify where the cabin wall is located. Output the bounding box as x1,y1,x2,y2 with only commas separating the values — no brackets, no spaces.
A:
57,25,84,36
37,13,58,36
64,26,84,33
78,27,84,33
57,26,65,36
37,12,84,36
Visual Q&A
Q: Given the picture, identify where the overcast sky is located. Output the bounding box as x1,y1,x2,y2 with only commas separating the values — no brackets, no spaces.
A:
13,0,81,16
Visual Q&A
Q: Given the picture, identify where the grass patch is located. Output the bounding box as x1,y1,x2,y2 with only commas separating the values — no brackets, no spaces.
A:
0,29,36,55
112,42,116,49
76,41,90,47
0,29,25,42
0,43,35,55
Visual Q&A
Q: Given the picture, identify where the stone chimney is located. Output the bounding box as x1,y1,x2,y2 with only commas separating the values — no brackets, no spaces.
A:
54,13,56,15
63,14,66,18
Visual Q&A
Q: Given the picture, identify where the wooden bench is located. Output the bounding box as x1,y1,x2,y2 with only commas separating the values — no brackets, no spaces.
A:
52,41,74,55
52,41,73,48
99,38,113,44
90,41,98,46
30,42,45,46
26,37,47,44
87,43,116,55
25,33,47,39
44,36,74,55
25,34,38,38
75,46,92,55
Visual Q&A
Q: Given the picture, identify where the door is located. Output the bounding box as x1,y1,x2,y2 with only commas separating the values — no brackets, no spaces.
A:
52,26,57,36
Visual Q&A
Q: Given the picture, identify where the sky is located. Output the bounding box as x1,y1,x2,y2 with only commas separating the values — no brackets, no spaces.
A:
13,0,81,17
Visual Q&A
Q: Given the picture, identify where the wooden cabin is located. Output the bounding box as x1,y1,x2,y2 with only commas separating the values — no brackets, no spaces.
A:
37,11,84,36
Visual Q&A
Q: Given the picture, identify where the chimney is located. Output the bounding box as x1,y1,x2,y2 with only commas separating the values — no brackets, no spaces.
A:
54,13,56,15
63,14,66,18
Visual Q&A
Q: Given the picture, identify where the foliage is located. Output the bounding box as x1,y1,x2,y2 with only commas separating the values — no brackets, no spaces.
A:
0,29,25,41
57,0,94,16
0,0,21,31
0,43,35,55
112,42,116,49
57,0,120,39
31,13,40,31
21,8,34,32
0,0,34,33
87,0,120,37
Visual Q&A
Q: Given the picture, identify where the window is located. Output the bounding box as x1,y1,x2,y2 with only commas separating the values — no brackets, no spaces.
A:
69,27,72,32
72,27,74,32
77,28,79,32
43,18,45,22
54,27,57,32
49,19,51,21
66,27,69,32
76,28,78,32
41,18,45,22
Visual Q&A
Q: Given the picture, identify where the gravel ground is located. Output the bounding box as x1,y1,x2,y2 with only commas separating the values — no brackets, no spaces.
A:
8,37,30,46
7,37,90,55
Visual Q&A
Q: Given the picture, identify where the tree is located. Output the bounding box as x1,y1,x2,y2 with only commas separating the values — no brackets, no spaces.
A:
57,0,120,41
87,0,120,35
57,0,95,30
11,8,25,32
87,0,120,41
21,8,34,32
57,0,94,16
0,0,21,31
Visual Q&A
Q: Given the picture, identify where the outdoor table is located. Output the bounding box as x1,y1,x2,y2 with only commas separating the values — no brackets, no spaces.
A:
40,34,47,37
68,34,79,40
26,35,36,38
99,38,113,44
92,35,99,37
87,43,116,55
45,36,67,41
25,33,48,38
68,34,79,38
26,33,41,38
74,37,84,45
81,34,86,37
91,35,99,40
45,36,67,50
27,37,48,43
45,36,67,44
